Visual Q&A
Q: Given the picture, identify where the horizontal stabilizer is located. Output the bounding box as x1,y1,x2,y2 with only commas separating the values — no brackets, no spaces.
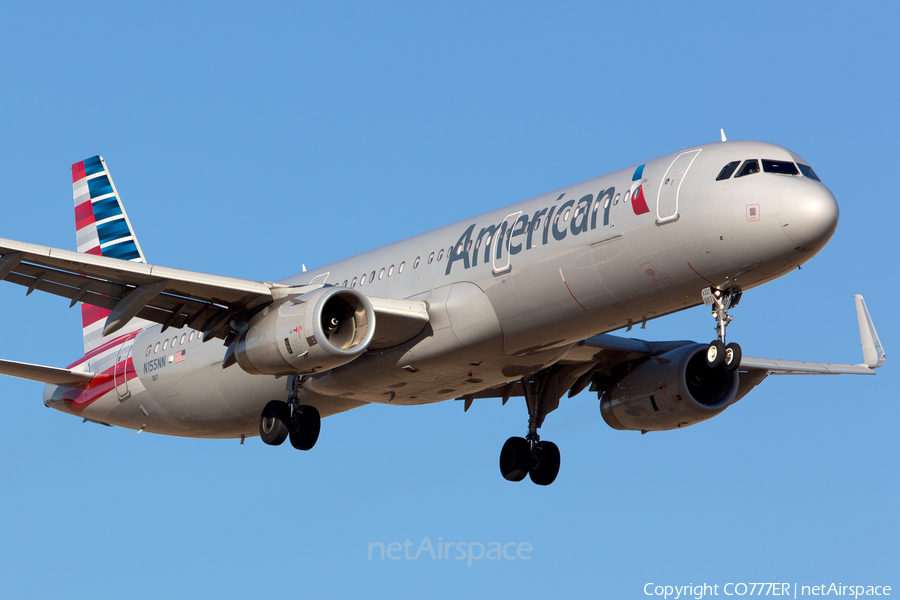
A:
0,359,94,387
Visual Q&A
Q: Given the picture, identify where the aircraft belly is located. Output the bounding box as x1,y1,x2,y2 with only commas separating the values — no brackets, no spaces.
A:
302,344,558,406
131,327,288,437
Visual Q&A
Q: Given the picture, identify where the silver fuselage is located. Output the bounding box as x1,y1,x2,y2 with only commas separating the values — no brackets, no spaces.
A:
44,140,838,438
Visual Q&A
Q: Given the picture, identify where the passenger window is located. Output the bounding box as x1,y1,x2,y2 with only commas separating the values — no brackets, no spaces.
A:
369,271,375,283
735,159,760,178
798,163,821,182
146,346,151,357
180,333,186,344
163,339,168,350
762,159,799,176
342,280,348,287
378,268,385,280
428,252,434,264
154,342,160,353
414,257,420,269
399,261,405,273
189,332,194,342
359,273,365,286
716,161,741,180
438,249,444,261
388,265,394,277
623,190,631,204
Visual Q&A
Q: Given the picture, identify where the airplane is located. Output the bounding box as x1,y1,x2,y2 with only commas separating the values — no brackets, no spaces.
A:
0,138,886,486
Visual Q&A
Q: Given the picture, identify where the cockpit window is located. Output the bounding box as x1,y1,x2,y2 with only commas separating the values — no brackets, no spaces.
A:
797,163,821,182
716,161,740,181
762,159,799,176
734,159,760,178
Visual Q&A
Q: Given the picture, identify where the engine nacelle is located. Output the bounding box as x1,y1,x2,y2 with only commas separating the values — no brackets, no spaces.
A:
600,343,739,432
234,287,375,376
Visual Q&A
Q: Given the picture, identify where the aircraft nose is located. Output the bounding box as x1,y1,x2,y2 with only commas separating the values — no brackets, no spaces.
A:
778,181,839,249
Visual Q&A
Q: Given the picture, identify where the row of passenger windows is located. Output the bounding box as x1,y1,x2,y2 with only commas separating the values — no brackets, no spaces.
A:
340,195,638,288
146,331,197,356
343,259,412,288
339,242,469,288
716,159,821,182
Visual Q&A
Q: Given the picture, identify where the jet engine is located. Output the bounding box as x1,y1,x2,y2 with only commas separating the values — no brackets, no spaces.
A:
234,287,375,376
600,343,739,432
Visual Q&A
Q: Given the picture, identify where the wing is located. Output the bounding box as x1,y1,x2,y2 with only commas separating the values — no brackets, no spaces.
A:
0,236,429,348
457,295,884,410
0,236,274,341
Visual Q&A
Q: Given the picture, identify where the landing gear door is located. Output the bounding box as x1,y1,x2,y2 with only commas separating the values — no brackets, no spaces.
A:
492,211,522,275
656,149,701,224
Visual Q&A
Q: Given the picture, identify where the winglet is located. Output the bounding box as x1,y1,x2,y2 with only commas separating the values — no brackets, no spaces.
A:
855,295,885,368
720,129,727,142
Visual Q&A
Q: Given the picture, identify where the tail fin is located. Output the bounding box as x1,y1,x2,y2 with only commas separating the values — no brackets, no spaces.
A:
72,156,152,353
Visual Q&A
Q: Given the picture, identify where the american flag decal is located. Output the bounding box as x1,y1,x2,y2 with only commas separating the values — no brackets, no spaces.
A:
175,350,186,363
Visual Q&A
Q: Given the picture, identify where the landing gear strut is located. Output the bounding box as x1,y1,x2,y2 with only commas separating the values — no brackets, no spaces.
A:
259,377,321,450
499,374,562,486
702,286,743,372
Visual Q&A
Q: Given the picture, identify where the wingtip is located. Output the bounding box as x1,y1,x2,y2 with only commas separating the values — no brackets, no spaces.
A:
855,295,885,368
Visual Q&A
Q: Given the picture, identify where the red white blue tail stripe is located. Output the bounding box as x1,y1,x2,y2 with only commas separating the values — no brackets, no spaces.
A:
72,156,151,353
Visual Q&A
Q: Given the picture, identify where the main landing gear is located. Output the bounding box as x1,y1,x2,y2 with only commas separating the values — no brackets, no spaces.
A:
259,399,320,450
499,374,562,486
702,286,743,372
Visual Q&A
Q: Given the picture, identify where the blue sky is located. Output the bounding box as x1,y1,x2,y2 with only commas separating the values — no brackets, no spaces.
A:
0,1,897,598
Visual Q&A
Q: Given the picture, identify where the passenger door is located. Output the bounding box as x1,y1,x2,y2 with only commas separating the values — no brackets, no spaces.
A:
114,333,137,400
656,149,702,224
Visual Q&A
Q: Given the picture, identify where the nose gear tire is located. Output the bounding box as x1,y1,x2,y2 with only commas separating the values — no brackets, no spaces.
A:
724,342,742,372
706,341,725,369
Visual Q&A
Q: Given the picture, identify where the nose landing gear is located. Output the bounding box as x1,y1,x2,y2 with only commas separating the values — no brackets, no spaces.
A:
702,287,743,372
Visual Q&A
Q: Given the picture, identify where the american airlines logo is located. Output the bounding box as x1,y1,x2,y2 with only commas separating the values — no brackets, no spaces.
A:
445,164,650,275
